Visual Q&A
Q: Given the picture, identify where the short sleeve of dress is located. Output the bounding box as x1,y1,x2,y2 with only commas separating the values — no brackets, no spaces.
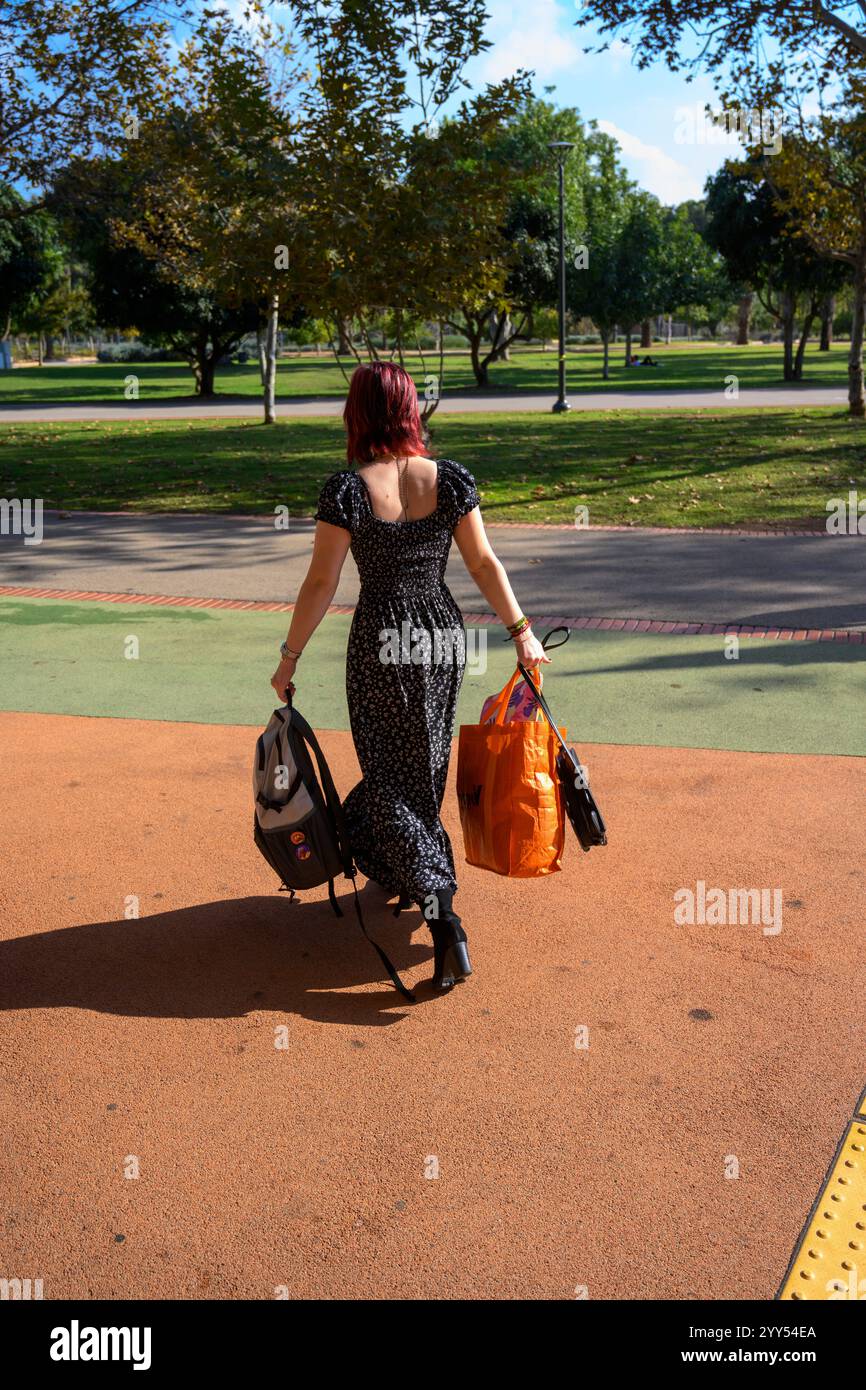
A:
314,470,354,531
439,458,480,528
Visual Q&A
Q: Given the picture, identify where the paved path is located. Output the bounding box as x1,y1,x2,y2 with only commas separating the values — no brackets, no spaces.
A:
2,508,863,629
0,384,848,421
1,710,864,1298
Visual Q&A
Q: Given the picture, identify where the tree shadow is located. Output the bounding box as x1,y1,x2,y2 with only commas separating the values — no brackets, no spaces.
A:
0,889,437,1027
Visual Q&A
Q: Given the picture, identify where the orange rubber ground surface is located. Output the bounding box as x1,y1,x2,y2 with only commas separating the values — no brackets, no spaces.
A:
1,711,864,1300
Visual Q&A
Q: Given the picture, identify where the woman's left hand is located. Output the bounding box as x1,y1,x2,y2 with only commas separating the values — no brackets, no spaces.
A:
270,657,297,702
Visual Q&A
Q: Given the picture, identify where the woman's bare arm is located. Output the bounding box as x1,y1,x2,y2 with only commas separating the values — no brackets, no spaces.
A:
270,520,352,698
453,507,550,667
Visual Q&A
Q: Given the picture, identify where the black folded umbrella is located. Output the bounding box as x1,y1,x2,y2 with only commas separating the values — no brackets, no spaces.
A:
517,628,608,853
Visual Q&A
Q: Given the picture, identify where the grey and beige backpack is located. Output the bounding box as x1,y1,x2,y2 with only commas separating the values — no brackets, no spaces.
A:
252,695,414,1000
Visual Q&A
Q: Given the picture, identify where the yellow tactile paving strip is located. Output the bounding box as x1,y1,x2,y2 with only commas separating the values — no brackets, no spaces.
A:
778,1110,866,1300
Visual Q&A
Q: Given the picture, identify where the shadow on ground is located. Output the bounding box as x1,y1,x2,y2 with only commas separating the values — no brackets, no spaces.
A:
0,890,441,1026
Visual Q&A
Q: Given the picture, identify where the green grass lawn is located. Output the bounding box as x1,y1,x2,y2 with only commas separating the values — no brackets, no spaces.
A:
4,407,863,527
0,341,852,403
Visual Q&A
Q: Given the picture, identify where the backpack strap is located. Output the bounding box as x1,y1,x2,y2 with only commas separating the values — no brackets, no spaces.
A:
291,709,416,1003
327,877,344,918
348,875,415,1003
291,710,354,876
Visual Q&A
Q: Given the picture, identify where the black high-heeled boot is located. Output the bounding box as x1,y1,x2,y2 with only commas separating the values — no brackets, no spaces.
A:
416,888,472,989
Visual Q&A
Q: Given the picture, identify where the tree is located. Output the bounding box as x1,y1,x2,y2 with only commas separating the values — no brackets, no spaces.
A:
0,0,188,210
383,94,533,390
765,97,866,412
612,194,667,362
288,2,532,396
668,200,740,341
705,162,847,381
0,186,64,344
51,157,258,395
568,130,636,377
14,271,93,363
103,7,315,419
573,3,866,91
573,0,866,409
497,194,560,348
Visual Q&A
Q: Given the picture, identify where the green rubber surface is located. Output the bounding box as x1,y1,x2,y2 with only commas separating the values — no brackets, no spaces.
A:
1,598,863,756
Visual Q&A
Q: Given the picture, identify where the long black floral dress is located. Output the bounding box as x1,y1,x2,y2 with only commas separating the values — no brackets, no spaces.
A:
313,458,480,900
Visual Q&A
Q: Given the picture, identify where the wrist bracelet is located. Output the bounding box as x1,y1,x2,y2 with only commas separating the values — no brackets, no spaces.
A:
280,641,302,660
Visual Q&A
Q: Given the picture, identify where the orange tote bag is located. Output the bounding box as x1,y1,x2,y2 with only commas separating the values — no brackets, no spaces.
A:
456,667,566,877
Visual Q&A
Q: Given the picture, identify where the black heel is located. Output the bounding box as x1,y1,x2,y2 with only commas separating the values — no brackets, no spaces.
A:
434,935,472,988
422,889,472,989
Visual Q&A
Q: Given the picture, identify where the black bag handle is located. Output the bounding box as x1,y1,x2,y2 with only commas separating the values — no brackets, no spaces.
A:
515,628,584,774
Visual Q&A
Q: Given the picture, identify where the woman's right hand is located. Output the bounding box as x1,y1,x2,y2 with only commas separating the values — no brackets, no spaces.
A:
270,656,297,702
513,629,550,668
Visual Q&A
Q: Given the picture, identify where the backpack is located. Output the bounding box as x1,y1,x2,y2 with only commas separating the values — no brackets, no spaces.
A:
252,695,415,1001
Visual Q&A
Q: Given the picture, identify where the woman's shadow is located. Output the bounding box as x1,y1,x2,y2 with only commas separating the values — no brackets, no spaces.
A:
0,888,433,1026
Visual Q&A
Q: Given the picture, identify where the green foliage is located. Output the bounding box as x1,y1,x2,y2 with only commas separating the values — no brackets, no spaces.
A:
572,2,866,101
0,0,188,196
0,185,67,335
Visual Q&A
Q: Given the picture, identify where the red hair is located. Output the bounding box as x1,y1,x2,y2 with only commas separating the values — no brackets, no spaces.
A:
343,362,429,464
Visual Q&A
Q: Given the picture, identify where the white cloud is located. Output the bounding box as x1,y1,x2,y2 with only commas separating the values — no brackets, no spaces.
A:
607,37,633,71
473,0,584,84
596,119,703,203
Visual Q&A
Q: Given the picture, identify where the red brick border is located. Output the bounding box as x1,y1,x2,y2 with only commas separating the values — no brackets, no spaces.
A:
1,584,862,643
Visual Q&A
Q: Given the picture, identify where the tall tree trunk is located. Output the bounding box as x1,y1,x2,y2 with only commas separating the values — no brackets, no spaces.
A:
256,323,267,386
665,314,673,345
601,329,610,381
736,293,753,345
780,290,796,381
500,313,512,360
793,297,818,380
192,331,217,397
848,253,866,417
467,323,489,386
624,329,632,363
263,293,279,424
640,319,652,349
819,293,835,351
336,316,352,355
198,356,216,397
489,309,513,361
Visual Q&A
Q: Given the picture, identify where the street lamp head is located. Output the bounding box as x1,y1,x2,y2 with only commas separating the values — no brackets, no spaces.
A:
548,141,575,154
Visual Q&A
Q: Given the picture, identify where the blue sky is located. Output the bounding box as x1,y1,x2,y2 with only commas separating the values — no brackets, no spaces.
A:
462,0,735,204
218,0,756,206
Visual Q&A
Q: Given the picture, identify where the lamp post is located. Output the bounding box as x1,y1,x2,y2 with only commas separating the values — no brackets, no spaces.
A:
548,140,574,413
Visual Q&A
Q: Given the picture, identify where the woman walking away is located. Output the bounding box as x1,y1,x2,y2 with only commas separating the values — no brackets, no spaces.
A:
270,362,549,992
